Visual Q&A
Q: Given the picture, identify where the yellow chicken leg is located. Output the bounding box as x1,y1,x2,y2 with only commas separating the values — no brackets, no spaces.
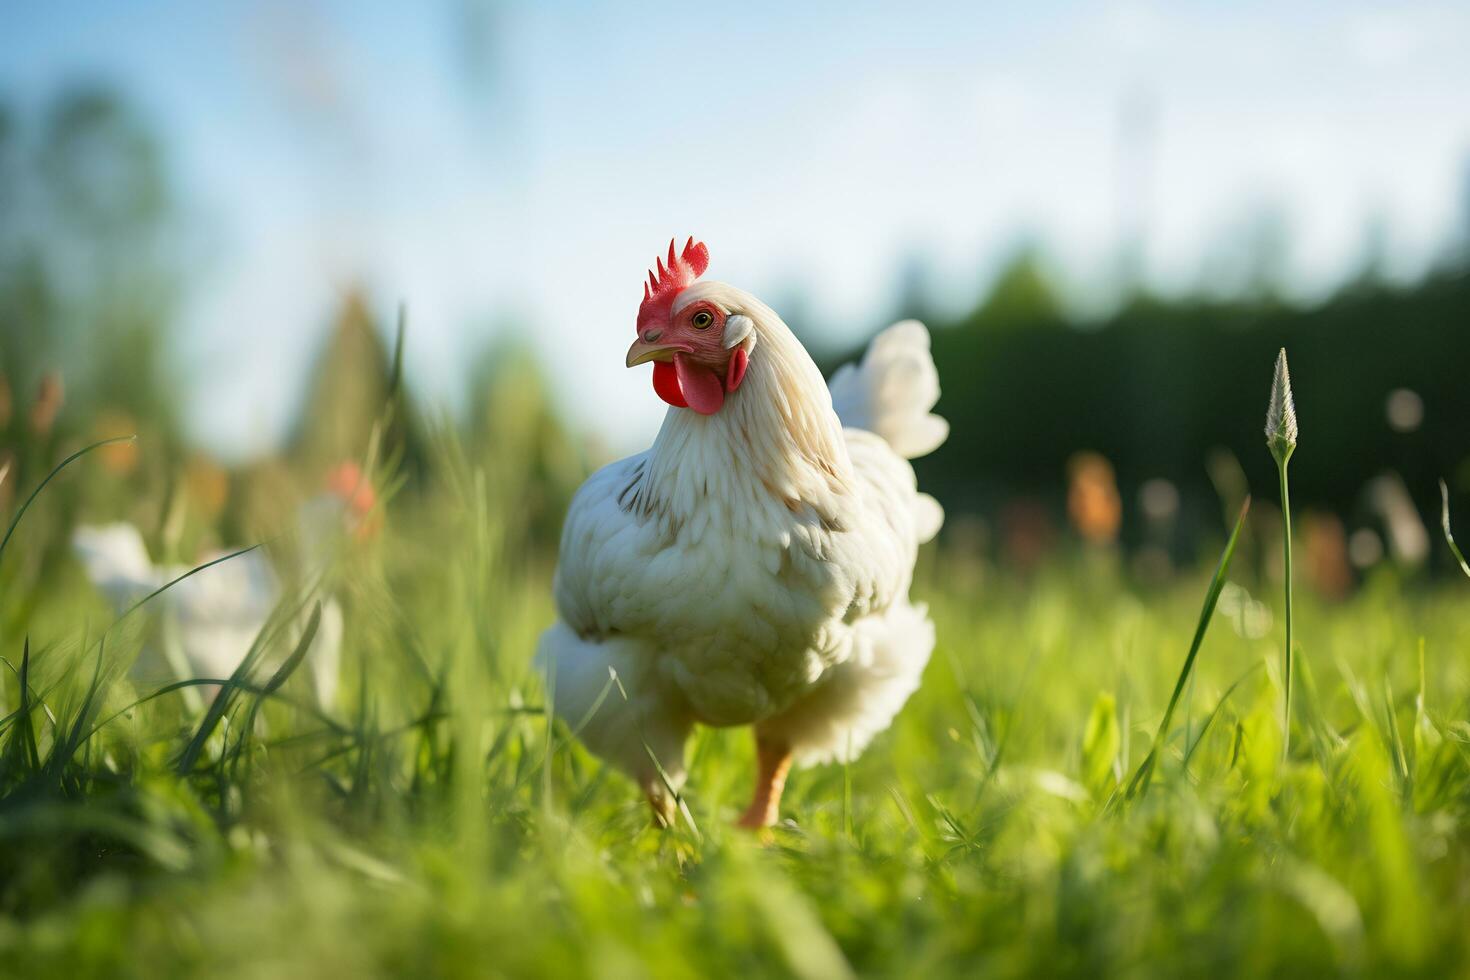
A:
737,734,793,829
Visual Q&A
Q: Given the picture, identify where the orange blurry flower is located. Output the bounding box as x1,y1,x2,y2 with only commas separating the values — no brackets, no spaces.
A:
185,455,230,520
29,371,64,438
1067,451,1122,545
1302,510,1352,601
0,451,12,516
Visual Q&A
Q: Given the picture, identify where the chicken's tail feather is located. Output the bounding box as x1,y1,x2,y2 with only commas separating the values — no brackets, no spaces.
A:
912,492,944,545
829,320,948,460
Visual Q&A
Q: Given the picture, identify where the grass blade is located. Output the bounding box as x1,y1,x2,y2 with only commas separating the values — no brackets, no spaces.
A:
1126,495,1251,800
1278,460,1294,758
16,638,40,771
0,436,135,571
389,303,407,397
84,676,347,744
1183,661,1265,769
233,602,324,763
175,589,316,775
1440,480,1469,580
117,545,262,624
258,601,323,699
47,637,111,777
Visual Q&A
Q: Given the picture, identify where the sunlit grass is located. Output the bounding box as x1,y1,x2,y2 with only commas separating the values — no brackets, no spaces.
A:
0,427,1468,977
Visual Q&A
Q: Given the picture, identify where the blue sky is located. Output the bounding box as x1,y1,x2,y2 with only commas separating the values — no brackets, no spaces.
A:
5,1,1470,457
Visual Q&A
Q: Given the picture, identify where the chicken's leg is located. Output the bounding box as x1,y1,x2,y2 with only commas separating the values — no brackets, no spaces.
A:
737,733,793,829
644,777,676,829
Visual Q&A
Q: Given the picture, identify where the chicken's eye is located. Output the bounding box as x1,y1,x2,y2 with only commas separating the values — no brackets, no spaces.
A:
691,310,713,329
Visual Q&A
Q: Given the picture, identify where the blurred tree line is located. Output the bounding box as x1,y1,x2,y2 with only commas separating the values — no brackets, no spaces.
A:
846,249,1470,572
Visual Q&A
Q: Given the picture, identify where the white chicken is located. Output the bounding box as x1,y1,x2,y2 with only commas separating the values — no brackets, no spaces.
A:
537,239,947,827
71,463,374,711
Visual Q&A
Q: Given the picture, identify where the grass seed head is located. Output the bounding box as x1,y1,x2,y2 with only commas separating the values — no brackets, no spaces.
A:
1266,348,1298,465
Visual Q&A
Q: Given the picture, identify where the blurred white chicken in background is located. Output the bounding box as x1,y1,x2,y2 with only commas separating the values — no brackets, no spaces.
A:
71,462,375,711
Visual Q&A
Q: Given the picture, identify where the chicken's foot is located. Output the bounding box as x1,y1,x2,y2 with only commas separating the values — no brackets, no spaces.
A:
737,734,792,829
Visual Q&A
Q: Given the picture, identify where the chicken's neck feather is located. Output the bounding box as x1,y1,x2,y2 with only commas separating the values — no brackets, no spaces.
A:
635,286,854,532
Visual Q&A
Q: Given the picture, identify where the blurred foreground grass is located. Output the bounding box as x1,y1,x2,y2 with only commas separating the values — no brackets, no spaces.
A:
0,434,1468,979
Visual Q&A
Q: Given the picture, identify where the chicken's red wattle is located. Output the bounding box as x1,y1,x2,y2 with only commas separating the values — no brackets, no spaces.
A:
652,360,687,408
673,353,726,415
652,355,728,415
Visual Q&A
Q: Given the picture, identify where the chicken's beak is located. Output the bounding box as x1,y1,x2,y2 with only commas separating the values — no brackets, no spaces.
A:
625,338,688,368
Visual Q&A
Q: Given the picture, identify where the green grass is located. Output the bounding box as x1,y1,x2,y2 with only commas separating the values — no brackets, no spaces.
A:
1,441,1469,979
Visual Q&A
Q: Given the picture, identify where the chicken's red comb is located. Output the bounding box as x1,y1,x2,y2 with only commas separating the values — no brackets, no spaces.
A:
637,237,709,331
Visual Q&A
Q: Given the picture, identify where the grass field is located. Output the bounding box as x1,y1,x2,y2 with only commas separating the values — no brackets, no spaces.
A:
1,434,1469,979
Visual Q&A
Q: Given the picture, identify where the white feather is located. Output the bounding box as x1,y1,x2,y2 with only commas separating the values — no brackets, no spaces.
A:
828,319,949,459
722,313,755,350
